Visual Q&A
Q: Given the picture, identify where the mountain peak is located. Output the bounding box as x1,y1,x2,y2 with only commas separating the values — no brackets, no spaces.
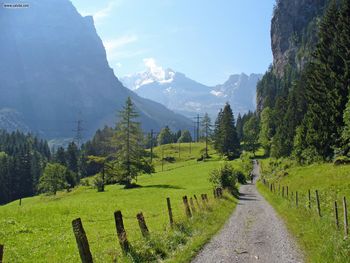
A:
122,59,176,90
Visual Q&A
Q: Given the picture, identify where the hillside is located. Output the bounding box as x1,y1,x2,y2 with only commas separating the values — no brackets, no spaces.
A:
0,0,192,140
0,143,247,262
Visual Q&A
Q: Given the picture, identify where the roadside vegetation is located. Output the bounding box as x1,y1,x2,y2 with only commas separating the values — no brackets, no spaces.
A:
258,158,350,263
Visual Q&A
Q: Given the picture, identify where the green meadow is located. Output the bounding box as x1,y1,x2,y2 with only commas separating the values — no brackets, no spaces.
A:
0,143,242,262
258,159,350,263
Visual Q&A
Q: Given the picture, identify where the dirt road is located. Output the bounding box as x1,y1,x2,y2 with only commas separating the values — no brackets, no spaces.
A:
192,160,303,263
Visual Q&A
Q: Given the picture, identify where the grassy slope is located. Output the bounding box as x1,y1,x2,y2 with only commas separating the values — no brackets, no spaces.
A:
258,160,350,263
0,143,240,263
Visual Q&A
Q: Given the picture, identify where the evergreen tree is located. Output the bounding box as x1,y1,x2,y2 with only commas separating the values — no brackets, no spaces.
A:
258,107,274,156
114,97,153,188
66,142,79,174
243,115,260,155
295,2,344,161
213,103,240,158
236,114,243,141
157,126,173,145
177,130,192,143
55,147,66,166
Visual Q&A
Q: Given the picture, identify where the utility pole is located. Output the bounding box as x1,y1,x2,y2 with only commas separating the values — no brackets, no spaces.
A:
196,114,200,143
73,113,84,148
161,146,164,172
150,129,154,163
192,114,203,143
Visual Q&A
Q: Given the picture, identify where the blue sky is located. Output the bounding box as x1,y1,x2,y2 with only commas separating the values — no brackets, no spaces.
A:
70,0,275,86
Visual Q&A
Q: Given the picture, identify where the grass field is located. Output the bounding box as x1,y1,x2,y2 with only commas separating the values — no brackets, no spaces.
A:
0,143,242,263
258,159,350,263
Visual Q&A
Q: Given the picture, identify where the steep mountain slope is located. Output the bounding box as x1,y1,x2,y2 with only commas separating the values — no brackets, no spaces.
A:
121,65,261,118
271,0,328,76
0,0,191,139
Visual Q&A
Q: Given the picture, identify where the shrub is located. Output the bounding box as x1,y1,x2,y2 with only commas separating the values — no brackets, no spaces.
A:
93,174,105,192
209,163,238,195
334,156,350,165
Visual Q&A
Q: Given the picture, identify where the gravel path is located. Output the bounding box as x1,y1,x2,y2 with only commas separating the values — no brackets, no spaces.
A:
192,160,304,263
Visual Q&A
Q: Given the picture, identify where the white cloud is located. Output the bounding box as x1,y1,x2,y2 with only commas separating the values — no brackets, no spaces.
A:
104,35,138,53
143,58,166,81
93,0,120,23
115,62,122,68
103,35,139,60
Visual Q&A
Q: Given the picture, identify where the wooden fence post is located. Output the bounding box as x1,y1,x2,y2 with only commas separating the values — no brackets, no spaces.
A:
343,197,348,237
308,189,311,209
278,184,280,195
136,212,149,238
296,191,298,207
194,195,201,209
334,201,339,230
282,186,284,198
286,186,289,198
316,190,321,217
166,197,174,226
189,197,196,213
72,218,93,263
201,194,207,208
0,244,4,263
183,196,192,218
114,210,130,253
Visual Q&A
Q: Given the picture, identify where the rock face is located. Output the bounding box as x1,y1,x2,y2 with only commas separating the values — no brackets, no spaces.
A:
271,0,327,76
0,0,191,139
122,69,261,119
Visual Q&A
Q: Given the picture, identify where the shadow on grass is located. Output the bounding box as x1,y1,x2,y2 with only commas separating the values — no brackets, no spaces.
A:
142,184,185,190
123,184,185,190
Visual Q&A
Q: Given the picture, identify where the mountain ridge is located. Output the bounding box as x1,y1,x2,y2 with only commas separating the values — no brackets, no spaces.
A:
0,0,192,140
121,66,262,119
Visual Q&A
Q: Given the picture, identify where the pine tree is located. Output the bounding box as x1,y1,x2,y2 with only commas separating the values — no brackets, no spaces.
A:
258,107,274,156
66,142,79,174
114,97,152,188
236,114,243,141
243,115,260,155
177,130,192,143
157,126,173,145
214,103,240,158
296,2,343,161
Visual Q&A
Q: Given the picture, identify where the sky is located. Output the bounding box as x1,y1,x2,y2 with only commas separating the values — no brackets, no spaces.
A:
70,0,275,86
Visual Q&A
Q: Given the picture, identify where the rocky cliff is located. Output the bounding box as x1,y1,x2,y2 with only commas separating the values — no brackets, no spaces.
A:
271,0,328,76
0,0,191,140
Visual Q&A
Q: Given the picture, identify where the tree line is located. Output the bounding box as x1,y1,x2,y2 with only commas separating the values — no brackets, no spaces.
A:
0,95,251,203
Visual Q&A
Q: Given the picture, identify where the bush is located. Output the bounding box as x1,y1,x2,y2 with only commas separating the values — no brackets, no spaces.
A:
209,163,238,195
334,156,350,165
80,178,90,186
93,174,105,192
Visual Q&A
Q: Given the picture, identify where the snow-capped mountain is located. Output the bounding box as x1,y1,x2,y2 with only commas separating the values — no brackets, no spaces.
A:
121,59,262,119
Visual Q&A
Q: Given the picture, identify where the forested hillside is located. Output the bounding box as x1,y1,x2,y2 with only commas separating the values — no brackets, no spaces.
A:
256,0,350,163
0,131,50,204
